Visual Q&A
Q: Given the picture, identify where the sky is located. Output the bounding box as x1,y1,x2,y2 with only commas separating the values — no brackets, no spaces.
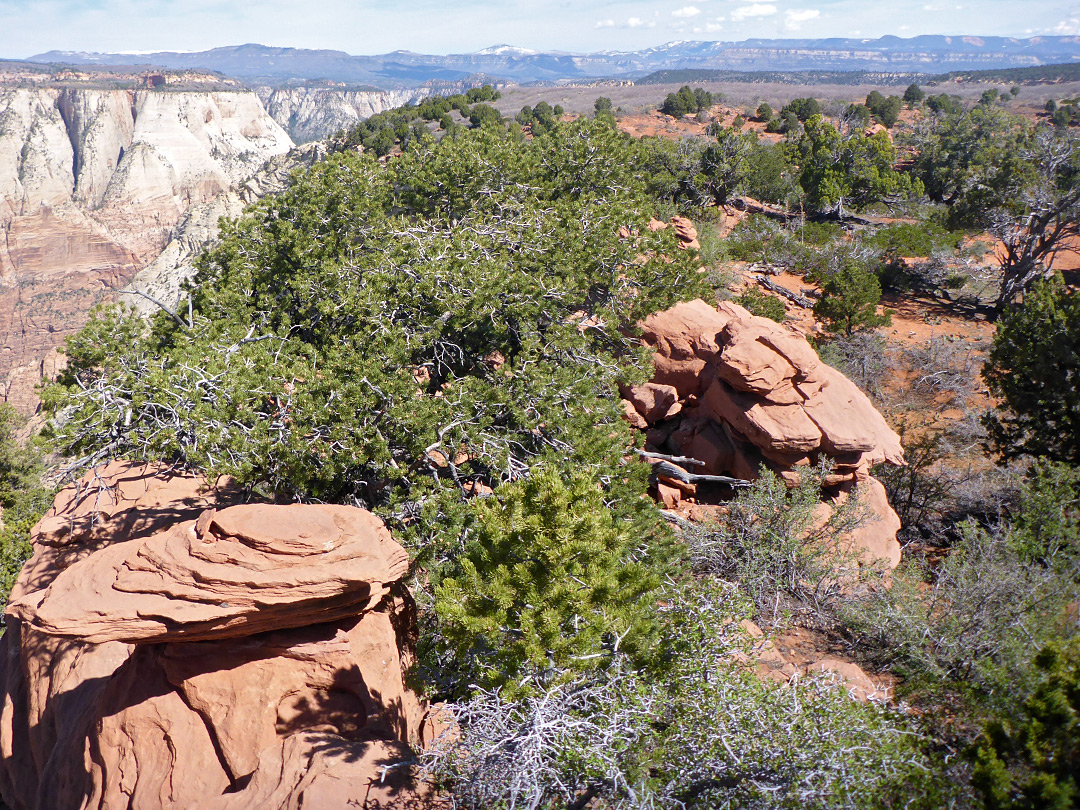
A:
1,0,1077,59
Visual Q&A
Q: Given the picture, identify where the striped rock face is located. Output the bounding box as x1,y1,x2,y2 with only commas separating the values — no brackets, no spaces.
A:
0,461,438,810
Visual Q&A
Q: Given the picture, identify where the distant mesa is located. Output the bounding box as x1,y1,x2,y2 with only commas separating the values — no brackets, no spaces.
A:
23,35,1080,89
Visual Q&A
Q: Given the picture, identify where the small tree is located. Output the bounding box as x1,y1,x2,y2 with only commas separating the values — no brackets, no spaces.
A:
792,114,921,216
782,96,822,122
468,103,503,128
661,86,712,119
904,83,925,106
983,275,1080,464
813,261,891,336
594,97,616,128
433,471,664,696
755,102,773,121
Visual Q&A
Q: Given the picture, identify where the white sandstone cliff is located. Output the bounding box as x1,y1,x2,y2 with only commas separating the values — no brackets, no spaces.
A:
0,87,294,411
259,86,434,143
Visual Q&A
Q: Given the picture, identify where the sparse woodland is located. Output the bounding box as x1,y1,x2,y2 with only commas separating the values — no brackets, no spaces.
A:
3,83,1080,808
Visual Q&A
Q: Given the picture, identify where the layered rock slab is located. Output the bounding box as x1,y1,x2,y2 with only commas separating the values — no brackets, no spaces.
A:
629,298,905,568
0,462,433,810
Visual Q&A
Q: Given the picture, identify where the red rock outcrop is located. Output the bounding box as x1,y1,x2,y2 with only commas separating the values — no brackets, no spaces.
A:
627,298,905,568
0,461,436,810
647,216,701,250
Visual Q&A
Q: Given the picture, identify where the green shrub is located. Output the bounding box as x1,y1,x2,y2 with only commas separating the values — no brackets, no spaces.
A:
661,86,713,119
425,582,950,809
47,121,706,517
736,286,786,322
432,471,667,696
972,639,1080,810
984,276,1080,464
782,97,822,122
865,221,954,258
1008,460,1080,563
0,405,53,622
813,261,891,335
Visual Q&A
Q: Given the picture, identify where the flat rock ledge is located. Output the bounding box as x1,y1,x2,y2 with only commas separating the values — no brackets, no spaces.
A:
0,461,438,810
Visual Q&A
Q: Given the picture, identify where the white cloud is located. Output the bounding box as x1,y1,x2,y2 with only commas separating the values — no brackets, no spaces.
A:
692,18,727,33
784,8,820,27
672,6,702,18
731,3,777,21
597,16,656,29
1055,17,1080,34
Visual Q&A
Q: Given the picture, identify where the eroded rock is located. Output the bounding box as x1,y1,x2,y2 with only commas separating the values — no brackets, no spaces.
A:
636,298,905,568
0,462,433,810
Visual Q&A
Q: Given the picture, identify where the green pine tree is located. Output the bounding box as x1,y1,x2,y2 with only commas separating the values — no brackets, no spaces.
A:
433,470,666,696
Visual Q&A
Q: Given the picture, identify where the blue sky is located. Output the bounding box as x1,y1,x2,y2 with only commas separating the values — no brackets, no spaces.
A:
1,0,1076,58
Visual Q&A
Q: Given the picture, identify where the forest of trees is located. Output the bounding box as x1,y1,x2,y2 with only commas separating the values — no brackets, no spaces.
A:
1,84,1078,808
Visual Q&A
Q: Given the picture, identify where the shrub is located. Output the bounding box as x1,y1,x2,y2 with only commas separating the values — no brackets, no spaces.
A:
683,467,881,627
972,639,1080,810
866,93,903,127
431,471,667,696
816,330,891,398
468,103,503,128
813,261,891,335
661,86,712,119
744,140,800,206
782,97,822,122
736,286,786,322
844,512,1080,708
425,582,948,809
983,275,1080,464
46,120,708,524
904,83,925,106
1007,460,1080,564
0,405,53,623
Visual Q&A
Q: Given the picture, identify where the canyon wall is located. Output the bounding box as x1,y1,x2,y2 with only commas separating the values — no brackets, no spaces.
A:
0,87,294,412
258,86,434,142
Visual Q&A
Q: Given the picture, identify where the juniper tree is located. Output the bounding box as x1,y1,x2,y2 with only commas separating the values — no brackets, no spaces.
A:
983,275,1080,464
46,118,707,535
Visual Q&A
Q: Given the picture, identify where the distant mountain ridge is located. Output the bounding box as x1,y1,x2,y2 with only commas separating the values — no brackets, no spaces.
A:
28,36,1080,88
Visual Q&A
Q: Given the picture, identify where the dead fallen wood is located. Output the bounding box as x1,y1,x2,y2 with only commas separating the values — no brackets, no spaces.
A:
752,274,815,309
636,450,705,467
652,460,751,488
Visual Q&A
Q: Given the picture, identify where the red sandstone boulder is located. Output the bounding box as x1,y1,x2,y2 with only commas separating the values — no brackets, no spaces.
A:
621,381,682,424
0,462,435,810
639,299,905,569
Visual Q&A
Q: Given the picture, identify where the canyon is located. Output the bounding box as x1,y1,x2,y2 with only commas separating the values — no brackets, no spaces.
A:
0,86,293,412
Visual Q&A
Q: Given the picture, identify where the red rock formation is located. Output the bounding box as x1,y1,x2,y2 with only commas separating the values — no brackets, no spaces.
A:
646,216,701,250
628,298,905,568
0,461,436,810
